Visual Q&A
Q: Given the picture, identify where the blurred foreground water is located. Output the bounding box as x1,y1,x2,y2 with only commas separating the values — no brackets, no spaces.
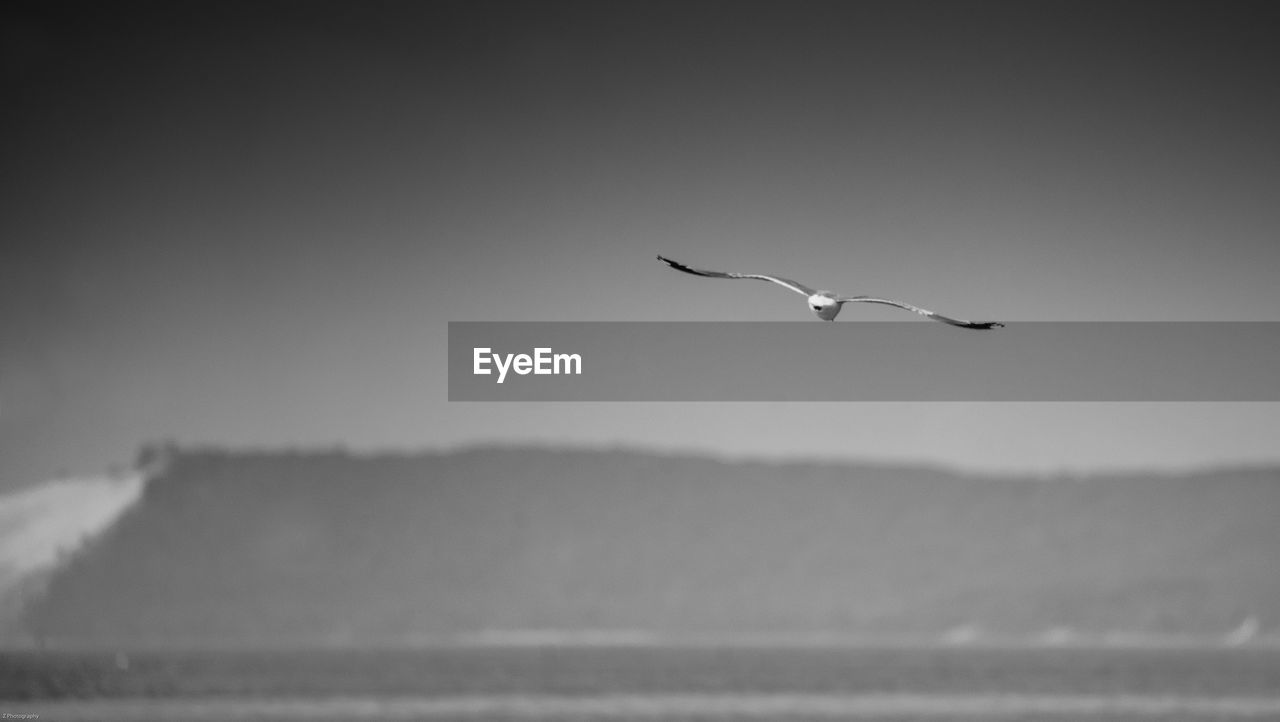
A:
2,645,1279,720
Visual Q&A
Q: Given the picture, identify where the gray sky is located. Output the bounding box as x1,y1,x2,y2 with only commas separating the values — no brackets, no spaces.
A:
3,1,1280,488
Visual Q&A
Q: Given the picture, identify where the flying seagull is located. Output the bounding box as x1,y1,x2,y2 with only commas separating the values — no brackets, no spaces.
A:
657,255,1003,329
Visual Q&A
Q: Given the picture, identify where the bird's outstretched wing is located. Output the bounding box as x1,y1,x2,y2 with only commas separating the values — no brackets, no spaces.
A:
657,255,817,297
837,296,1004,329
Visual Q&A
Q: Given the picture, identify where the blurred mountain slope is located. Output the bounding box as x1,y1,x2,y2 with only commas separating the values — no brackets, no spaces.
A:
19,447,1280,647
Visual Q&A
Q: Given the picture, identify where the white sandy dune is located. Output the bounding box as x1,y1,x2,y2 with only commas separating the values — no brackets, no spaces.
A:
0,471,146,584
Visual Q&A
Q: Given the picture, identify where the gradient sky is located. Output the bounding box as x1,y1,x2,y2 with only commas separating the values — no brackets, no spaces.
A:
3,1,1280,488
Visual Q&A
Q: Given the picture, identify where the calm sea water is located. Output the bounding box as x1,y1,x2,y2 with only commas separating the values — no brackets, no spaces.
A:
2,645,1279,720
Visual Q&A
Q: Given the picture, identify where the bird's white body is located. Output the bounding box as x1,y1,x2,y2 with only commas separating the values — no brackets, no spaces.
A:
657,255,1003,329
807,293,841,321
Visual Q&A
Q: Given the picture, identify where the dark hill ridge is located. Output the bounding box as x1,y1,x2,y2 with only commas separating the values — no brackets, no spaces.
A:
22,447,1280,647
